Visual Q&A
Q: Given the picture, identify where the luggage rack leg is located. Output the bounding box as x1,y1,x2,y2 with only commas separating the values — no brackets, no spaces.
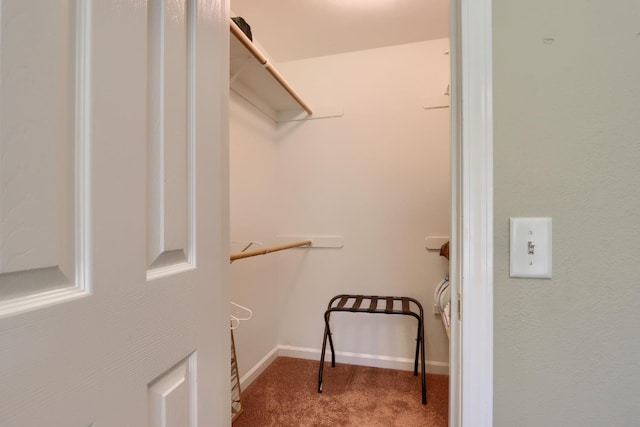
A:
318,309,335,393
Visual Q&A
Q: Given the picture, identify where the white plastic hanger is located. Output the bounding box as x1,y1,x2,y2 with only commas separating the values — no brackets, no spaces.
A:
229,301,253,330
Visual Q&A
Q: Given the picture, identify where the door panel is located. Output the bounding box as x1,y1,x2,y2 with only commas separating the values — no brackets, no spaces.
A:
147,0,192,273
148,353,196,427
0,1,230,425
0,0,84,309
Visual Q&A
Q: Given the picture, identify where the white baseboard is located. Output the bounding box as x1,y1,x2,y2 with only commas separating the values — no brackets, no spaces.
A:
240,345,449,389
239,346,279,390
279,345,450,375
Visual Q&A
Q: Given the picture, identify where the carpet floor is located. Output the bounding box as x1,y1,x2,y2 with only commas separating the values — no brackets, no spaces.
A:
233,357,449,427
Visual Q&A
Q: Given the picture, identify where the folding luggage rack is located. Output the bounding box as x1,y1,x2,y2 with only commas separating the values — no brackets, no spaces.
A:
317,294,427,404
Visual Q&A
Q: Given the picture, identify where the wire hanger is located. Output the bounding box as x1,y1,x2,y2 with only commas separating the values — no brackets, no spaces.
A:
230,301,253,330
230,241,263,264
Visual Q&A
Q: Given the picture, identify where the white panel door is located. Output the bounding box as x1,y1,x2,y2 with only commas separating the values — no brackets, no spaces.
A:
0,1,230,426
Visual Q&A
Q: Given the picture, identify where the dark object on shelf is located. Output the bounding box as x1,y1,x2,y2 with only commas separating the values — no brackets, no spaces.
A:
232,17,252,41
439,241,450,260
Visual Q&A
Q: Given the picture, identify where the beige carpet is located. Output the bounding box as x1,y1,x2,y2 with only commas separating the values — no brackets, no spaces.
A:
233,357,448,427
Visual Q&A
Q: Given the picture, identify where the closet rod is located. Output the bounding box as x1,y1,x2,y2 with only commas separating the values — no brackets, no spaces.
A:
229,20,313,116
230,240,312,262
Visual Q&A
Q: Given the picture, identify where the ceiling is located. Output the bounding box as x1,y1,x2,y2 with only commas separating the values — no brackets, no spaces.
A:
230,0,449,62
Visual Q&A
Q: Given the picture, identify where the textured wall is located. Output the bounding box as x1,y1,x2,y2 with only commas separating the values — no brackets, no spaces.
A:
493,1,640,425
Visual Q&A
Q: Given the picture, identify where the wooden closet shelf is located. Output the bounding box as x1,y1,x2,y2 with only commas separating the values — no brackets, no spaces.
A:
230,19,313,120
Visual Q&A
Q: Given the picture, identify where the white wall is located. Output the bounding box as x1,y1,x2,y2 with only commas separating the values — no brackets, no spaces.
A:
493,1,640,425
229,92,280,379
230,38,452,379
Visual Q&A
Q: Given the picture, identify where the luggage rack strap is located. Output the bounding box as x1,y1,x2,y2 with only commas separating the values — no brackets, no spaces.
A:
326,294,422,319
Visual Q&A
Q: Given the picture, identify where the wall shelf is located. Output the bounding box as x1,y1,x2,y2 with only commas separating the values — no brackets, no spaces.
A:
230,19,312,121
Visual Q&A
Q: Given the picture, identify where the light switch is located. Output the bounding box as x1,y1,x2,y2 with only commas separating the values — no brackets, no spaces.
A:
510,217,552,278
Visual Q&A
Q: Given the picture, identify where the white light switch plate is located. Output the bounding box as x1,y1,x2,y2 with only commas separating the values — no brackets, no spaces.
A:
510,217,552,278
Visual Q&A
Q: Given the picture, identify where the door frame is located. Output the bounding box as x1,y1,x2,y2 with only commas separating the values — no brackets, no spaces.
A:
449,0,494,426
219,0,495,423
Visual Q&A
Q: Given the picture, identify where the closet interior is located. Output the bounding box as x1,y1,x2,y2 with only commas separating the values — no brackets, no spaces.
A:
228,1,451,417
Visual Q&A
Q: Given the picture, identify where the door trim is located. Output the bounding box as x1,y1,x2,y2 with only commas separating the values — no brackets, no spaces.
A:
450,0,494,426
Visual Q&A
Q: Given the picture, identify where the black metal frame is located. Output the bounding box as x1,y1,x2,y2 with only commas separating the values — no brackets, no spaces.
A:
317,294,427,405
